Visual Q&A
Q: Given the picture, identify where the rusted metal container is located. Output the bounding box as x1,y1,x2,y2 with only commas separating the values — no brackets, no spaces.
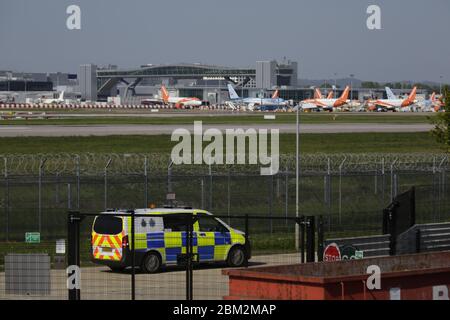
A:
223,251,450,300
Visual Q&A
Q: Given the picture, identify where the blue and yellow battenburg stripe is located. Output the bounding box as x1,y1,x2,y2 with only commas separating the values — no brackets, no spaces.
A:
136,231,240,263
93,213,245,264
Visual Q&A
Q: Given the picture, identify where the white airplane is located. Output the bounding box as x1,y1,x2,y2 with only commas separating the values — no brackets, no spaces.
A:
227,84,287,110
300,86,350,111
417,92,444,112
367,87,417,111
161,85,202,109
38,91,65,104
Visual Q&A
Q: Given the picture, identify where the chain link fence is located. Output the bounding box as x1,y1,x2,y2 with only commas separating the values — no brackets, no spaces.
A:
0,153,449,300
0,153,449,241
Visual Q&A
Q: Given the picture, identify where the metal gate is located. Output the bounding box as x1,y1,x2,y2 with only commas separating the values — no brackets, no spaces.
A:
67,211,317,300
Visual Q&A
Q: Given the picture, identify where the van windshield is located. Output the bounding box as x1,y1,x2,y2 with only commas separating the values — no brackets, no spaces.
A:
94,216,122,235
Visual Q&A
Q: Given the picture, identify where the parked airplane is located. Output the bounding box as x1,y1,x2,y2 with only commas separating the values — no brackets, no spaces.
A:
38,91,65,104
417,92,444,112
161,85,202,108
313,88,334,99
300,86,350,111
227,84,287,110
367,87,417,111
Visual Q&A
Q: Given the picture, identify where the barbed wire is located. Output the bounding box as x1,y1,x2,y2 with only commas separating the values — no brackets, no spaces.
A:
0,153,448,176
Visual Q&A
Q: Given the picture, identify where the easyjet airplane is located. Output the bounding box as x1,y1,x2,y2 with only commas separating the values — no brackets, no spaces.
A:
417,92,444,112
301,86,350,111
367,87,417,111
160,85,202,108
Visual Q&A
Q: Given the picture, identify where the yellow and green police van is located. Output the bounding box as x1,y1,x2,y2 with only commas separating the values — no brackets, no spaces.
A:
91,208,251,273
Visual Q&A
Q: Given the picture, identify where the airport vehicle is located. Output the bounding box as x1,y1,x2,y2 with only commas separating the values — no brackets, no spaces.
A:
91,208,251,273
367,86,417,111
227,84,287,109
300,86,350,111
161,85,202,109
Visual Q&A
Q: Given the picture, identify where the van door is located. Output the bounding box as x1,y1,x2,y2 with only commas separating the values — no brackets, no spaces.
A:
163,215,197,264
92,215,124,261
196,214,231,262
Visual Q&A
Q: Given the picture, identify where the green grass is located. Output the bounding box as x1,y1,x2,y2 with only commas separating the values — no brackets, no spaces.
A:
0,132,442,154
0,113,431,125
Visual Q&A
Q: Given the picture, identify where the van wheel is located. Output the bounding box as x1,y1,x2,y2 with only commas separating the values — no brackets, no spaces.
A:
227,246,246,267
141,252,161,273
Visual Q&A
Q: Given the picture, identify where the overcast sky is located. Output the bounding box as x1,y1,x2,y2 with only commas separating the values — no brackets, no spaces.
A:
0,0,449,83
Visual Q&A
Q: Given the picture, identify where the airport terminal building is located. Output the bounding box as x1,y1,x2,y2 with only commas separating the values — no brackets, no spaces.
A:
80,60,305,103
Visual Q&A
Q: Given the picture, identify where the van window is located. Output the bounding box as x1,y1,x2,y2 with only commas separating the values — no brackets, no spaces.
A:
94,216,122,235
163,215,188,232
197,214,228,233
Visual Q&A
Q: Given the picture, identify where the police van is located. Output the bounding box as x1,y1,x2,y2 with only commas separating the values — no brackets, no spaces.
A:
91,208,251,273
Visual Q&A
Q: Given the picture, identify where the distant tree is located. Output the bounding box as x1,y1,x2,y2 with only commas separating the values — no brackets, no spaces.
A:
320,83,333,88
429,86,450,153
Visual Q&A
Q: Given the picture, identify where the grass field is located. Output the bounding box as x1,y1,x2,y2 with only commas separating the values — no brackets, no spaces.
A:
0,132,441,154
0,112,433,125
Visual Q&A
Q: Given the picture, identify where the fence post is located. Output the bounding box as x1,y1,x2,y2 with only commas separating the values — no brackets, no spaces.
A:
76,155,80,210
67,211,82,300
325,158,332,230
167,160,173,195
209,164,212,210
55,172,59,205
388,208,397,256
297,216,305,263
390,158,398,201
285,166,288,227
306,216,316,262
415,228,421,253
317,215,324,262
67,184,71,209
268,175,273,234
200,177,204,208
144,157,148,207
104,158,112,210
244,214,249,268
432,156,437,220
227,170,231,224
4,157,9,242
338,157,346,225
381,157,385,206
185,213,194,300
38,158,47,234
130,210,135,300
437,157,446,221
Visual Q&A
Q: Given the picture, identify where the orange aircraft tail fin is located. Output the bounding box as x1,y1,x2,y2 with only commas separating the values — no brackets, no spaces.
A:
339,86,350,101
326,91,334,99
271,89,279,99
161,85,169,103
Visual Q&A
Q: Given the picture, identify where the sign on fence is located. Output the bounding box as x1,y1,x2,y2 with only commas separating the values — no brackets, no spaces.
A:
56,239,66,254
323,243,341,261
25,232,40,244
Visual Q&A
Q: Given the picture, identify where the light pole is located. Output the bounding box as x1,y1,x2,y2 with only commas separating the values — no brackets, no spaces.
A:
440,76,443,96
